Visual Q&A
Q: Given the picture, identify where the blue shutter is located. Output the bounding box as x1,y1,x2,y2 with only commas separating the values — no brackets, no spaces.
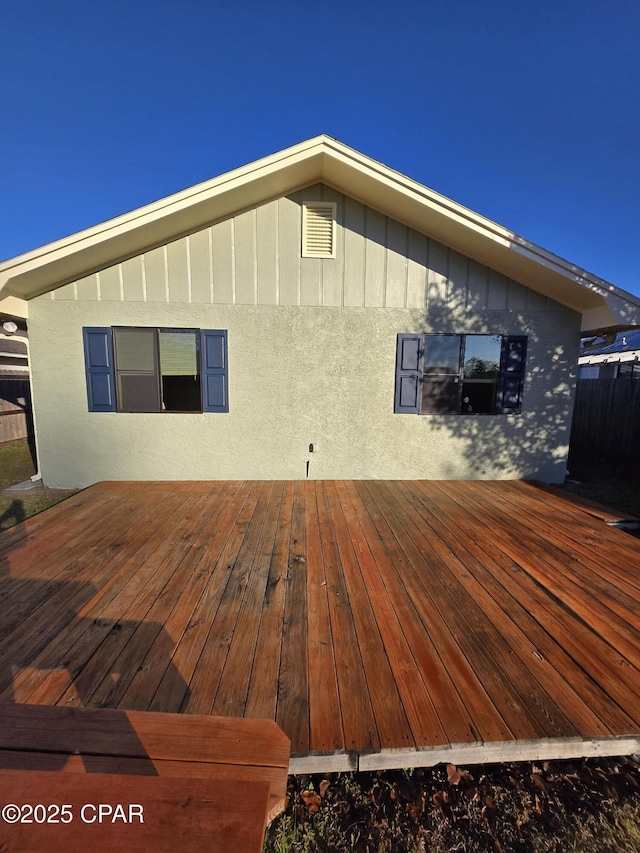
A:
201,330,229,412
394,334,422,413
83,327,116,412
497,336,527,414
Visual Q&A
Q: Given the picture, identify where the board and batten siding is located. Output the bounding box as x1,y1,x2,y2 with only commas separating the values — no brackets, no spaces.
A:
43,185,552,315
29,184,580,488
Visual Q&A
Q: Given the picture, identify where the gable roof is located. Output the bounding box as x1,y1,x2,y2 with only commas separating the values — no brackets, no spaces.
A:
1,134,639,334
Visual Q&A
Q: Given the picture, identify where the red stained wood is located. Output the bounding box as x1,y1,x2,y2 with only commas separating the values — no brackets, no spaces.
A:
0,704,290,848
275,481,310,753
0,771,271,853
304,481,344,753
1,479,640,767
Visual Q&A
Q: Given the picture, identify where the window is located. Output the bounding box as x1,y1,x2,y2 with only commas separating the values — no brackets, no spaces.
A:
83,327,228,413
578,365,600,380
617,361,640,379
395,333,527,415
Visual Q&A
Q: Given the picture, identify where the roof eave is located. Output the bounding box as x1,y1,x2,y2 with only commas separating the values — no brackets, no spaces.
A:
1,135,639,332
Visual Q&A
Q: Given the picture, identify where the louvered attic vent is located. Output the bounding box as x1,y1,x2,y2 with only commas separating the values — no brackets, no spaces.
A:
302,201,336,258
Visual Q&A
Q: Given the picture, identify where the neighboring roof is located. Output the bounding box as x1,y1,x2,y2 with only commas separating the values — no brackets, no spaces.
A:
0,339,27,356
1,135,639,334
579,328,640,363
0,336,28,378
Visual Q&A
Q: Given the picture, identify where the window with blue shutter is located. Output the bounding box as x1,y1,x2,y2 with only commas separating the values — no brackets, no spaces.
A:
394,333,527,415
201,330,229,413
83,327,116,412
83,327,228,414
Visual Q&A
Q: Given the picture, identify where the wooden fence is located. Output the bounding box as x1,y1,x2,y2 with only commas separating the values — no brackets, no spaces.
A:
0,379,32,445
570,378,640,460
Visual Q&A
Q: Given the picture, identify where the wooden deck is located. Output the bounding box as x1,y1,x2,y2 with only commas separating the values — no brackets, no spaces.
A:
1,479,640,772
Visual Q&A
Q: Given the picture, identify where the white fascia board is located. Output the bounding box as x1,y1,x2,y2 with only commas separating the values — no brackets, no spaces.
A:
580,290,640,334
0,137,329,299
2,133,640,328
579,351,640,365
318,140,640,315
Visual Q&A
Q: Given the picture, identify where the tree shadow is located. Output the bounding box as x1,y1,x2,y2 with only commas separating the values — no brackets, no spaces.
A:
404,278,580,483
293,184,582,483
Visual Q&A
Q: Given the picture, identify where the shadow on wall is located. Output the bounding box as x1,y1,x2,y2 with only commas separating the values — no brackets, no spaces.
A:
39,197,580,485
407,300,578,483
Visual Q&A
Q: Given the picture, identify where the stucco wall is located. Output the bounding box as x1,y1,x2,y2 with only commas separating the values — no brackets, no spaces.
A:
28,297,580,488
29,186,581,487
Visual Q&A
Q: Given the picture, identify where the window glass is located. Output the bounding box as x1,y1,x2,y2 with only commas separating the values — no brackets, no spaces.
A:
114,327,157,372
423,335,461,375
159,330,201,411
159,331,198,376
421,378,460,414
113,328,161,412
461,380,497,414
463,335,501,379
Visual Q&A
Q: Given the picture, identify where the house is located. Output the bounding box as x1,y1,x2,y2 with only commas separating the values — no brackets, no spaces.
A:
578,328,640,379
0,135,639,488
0,310,30,445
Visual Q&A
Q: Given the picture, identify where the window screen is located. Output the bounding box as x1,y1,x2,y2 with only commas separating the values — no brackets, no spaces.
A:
113,327,161,412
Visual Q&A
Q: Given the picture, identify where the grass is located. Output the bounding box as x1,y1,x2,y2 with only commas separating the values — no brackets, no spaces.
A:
0,439,77,531
265,758,640,853
0,438,37,490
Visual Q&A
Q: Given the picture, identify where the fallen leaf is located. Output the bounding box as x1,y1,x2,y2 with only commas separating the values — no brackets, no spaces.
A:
447,763,461,784
531,773,547,792
482,804,496,829
301,790,322,813
405,802,419,820
447,763,473,785
433,791,453,822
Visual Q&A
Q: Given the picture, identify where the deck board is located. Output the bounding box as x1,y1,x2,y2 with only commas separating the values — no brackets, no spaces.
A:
275,481,311,753
433,480,640,727
326,481,413,750
2,479,640,771
304,481,343,753
385,480,581,739
405,483,624,736
316,481,379,753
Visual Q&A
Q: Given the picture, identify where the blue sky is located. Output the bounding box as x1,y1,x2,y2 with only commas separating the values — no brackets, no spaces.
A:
2,0,640,296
